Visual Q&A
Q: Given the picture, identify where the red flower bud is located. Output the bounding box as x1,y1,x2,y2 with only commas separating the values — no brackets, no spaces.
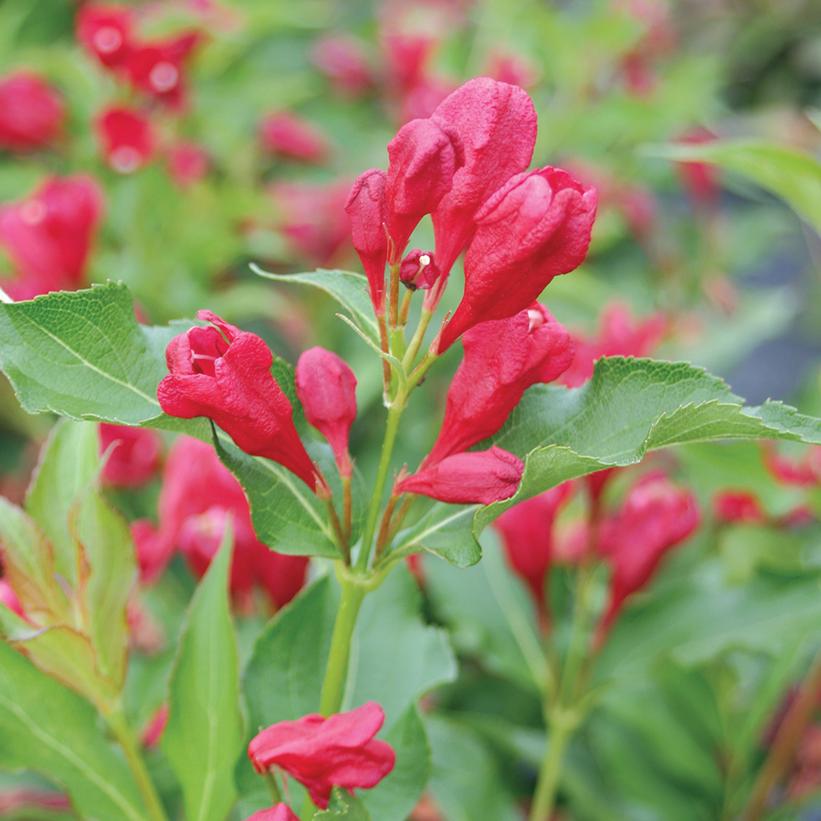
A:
76,4,134,69
140,705,169,749
385,117,460,258
495,483,574,605
0,72,64,152
157,311,318,489
130,520,173,585
246,805,299,821
248,702,395,809
166,141,209,188
430,78,538,277
713,490,766,524
597,473,699,638
345,169,388,312
95,107,155,173
295,347,357,477
763,444,821,488
0,579,24,618
397,447,524,505
426,305,573,465
438,166,597,351
259,112,330,164
125,32,201,110
99,423,162,488
0,175,103,299
399,249,440,291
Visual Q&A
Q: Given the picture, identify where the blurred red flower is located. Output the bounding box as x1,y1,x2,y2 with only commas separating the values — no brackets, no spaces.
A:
0,72,64,152
95,107,155,173
259,112,330,164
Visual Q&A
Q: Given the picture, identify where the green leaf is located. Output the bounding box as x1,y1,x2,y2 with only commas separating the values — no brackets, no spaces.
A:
0,283,171,425
477,357,821,532
390,504,481,568
645,139,821,231
252,266,379,343
0,641,144,821
313,789,370,820
163,532,244,821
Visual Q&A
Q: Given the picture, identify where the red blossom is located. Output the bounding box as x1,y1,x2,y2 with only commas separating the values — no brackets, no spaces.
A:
245,805,299,821
248,702,395,809
426,304,574,465
495,483,575,606
713,490,766,524
99,423,162,488
166,140,209,187
0,72,64,152
438,166,597,351
486,53,538,88
76,4,135,69
95,107,155,173
382,31,437,95
157,311,318,489
597,473,700,638
397,447,524,505
259,113,330,164
295,347,357,477
430,78,538,278
763,444,821,488
125,31,201,109
0,175,103,300
399,249,440,291
130,519,173,585
311,35,374,96
0,579,24,618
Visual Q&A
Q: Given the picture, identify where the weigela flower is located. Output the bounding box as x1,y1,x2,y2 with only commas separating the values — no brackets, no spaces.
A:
99,424,162,488
259,112,330,164
76,4,134,69
130,520,172,585
0,72,64,152
438,166,597,351
713,490,766,524
310,35,374,96
763,444,821,488
426,305,574,465
248,702,395,809
345,169,389,311
397,447,524,505
495,483,575,605
295,347,357,477
597,472,699,637
95,107,155,173
430,77,538,278
399,249,440,291
166,140,209,187
0,175,103,299
245,805,299,821
157,311,318,489
385,117,461,260
486,52,538,88
157,437,308,608
125,31,201,109
676,127,720,206
381,31,437,95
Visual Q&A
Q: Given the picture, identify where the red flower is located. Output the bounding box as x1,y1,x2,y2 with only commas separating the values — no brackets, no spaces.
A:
597,473,699,638
311,36,374,96
430,78,538,278
399,249,440,291
259,112,330,164
157,437,308,608
248,702,395,809
676,127,720,206
397,74,455,124
381,31,437,95
130,520,173,585
345,169,388,311
713,490,766,524
495,483,575,605
0,72,64,152
438,166,597,351
157,311,318,489
397,447,524,505
486,53,538,88
125,31,201,109
166,140,209,187
0,579,24,618
99,423,162,488
0,175,103,299
426,305,573,465
76,4,134,69
763,444,821,488
95,107,155,173
560,302,667,388
245,806,299,821
385,117,461,260
295,347,357,478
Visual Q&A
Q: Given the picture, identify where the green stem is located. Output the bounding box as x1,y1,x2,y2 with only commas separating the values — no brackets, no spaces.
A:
402,308,433,371
529,711,574,821
107,708,167,821
319,576,367,715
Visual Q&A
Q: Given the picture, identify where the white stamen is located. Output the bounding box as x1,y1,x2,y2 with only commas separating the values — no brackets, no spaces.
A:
20,200,46,225
93,26,122,54
111,146,142,174
149,62,179,93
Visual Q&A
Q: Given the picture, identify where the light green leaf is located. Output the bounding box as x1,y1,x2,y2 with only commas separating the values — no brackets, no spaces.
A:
252,266,379,342
163,533,244,821
645,139,821,231
390,504,481,568
0,641,144,821
477,357,821,532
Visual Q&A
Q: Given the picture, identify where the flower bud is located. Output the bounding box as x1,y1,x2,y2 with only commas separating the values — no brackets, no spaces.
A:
95,107,155,173
99,424,162,488
345,169,388,312
399,249,440,291
438,166,597,351
76,4,134,69
713,490,766,524
157,312,318,489
397,447,524,505
0,579,24,618
259,112,330,164
295,347,357,477
0,72,64,152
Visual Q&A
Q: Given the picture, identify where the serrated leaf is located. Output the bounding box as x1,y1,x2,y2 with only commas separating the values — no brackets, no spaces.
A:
252,267,378,342
163,533,243,821
645,139,821,231
0,641,144,821
476,357,821,531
